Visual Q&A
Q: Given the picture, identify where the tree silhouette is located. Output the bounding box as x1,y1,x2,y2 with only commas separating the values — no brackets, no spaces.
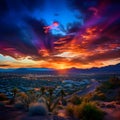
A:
10,87,19,104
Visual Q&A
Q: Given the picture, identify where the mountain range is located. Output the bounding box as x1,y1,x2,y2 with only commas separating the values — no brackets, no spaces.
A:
0,63,120,74
66,63,120,74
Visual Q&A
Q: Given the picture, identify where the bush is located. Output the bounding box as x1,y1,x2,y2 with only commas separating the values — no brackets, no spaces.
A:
73,102,85,119
29,102,48,116
93,76,120,102
17,92,29,110
80,102,105,120
66,102,105,120
0,93,8,101
92,92,106,101
98,77,120,91
17,91,39,110
69,95,82,105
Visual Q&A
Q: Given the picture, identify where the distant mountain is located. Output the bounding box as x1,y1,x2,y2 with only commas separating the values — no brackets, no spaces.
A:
66,63,120,74
15,68,55,72
0,63,120,74
13,68,56,74
0,68,15,72
0,68,56,74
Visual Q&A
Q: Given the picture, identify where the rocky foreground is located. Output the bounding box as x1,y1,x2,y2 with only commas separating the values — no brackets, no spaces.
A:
0,102,120,120
0,105,72,120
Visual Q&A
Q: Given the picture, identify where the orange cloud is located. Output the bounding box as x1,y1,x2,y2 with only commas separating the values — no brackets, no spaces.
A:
0,25,120,69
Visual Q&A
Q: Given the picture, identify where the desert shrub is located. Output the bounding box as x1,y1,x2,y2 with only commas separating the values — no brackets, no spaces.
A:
69,95,82,105
98,77,120,92
14,102,24,109
26,90,39,103
0,93,8,101
92,92,106,101
93,76,120,102
66,102,104,120
97,82,111,93
17,91,39,110
73,102,85,119
29,102,48,116
65,104,74,117
17,92,30,110
76,102,104,120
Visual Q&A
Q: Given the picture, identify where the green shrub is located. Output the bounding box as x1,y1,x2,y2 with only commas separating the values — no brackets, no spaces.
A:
29,102,48,116
75,102,104,120
66,102,105,120
0,93,8,101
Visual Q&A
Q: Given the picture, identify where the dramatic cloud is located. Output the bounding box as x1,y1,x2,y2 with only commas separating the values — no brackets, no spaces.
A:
0,0,120,69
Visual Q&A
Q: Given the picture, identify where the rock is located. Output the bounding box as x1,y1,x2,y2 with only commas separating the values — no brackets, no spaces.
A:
106,104,116,108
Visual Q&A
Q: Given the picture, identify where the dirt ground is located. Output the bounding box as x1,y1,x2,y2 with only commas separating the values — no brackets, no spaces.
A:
0,102,120,120
0,105,71,120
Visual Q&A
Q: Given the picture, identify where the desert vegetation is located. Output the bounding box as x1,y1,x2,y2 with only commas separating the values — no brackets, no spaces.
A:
66,101,105,120
0,75,120,120
29,102,48,116
92,76,120,102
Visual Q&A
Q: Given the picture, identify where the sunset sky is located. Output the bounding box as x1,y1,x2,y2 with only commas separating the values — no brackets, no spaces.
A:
0,0,120,69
